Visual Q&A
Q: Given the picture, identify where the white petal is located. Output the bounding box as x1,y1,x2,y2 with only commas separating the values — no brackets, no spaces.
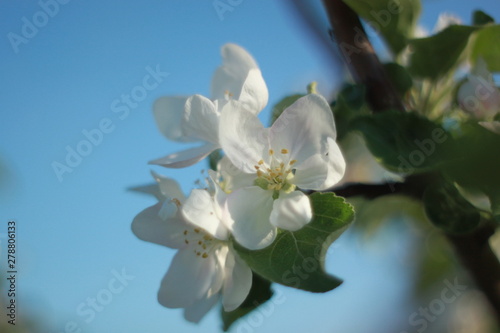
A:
207,169,231,221
270,94,337,167
149,143,217,168
222,250,252,312
182,95,220,144
182,189,229,240
158,200,178,220
153,96,197,143
219,101,269,173
292,154,329,190
150,171,186,202
238,68,269,113
225,187,277,250
158,247,220,308
131,203,187,249
217,156,256,192
479,121,500,135
183,293,220,323
293,137,345,190
458,75,500,119
324,137,347,187
211,44,259,101
270,191,312,231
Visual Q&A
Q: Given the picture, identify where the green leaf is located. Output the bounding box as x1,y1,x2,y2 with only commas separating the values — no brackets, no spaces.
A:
332,84,367,140
423,181,480,234
270,94,305,125
383,62,413,96
351,111,452,174
409,25,479,79
470,25,500,72
233,193,354,292
221,274,273,331
472,10,495,26
343,0,421,55
444,123,500,191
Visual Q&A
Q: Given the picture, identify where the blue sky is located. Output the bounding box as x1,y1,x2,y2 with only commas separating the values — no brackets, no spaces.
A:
1,1,499,332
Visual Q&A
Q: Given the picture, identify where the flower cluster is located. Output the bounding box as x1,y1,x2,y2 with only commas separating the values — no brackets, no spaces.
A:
132,43,345,322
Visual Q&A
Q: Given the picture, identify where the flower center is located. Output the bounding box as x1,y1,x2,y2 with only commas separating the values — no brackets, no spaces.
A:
254,148,297,193
224,90,234,100
183,227,220,259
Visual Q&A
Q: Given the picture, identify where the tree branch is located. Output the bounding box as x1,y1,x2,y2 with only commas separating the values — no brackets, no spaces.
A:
322,0,405,112
322,0,500,323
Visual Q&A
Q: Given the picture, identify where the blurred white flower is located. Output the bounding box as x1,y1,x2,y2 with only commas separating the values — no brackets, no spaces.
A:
219,94,346,250
132,172,252,322
458,58,500,120
433,12,462,32
150,43,268,168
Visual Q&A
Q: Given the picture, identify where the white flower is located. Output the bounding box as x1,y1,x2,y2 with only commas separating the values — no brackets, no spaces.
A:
458,58,500,120
132,172,252,322
434,12,462,32
150,43,268,168
219,94,346,250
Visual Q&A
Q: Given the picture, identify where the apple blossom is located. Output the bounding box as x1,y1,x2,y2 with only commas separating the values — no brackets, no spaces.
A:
132,172,252,322
150,43,268,168
219,94,346,250
458,58,500,120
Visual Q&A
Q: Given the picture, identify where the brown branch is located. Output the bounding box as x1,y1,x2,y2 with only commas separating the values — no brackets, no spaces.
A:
446,226,500,316
322,0,405,112
322,0,500,323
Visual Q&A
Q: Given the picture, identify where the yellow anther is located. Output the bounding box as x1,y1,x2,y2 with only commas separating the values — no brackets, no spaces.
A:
257,170,263,177
202,253,208,258
269,149,274,155
290,159,297,165
254,165,260,170
172,198,181,207
258,160,264,165
281,149,288,154
194,228,200,233
183,230,188,235
202,244,207,250
203,235,213,241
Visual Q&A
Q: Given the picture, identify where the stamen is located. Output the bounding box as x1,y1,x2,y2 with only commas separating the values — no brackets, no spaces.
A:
269,149,274,155
281,148,288,154
194,228,200,233
290,159,297,165
202,253,208,258
258,160,264,165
